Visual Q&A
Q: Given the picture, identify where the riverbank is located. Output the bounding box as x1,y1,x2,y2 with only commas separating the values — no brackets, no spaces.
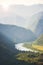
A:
15,43,38,53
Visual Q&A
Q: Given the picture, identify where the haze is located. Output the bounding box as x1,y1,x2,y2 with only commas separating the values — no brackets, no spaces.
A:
0,0,43,32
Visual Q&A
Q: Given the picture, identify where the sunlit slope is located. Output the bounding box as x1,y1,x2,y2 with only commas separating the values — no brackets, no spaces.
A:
33,34,43,45
32,34,43,51
23,34,43,52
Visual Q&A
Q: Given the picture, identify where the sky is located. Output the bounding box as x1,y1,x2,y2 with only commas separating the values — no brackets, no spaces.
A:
0,0,43,6
0,0,43,32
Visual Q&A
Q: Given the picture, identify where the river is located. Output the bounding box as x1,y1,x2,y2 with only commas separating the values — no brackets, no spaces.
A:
15,43,38,53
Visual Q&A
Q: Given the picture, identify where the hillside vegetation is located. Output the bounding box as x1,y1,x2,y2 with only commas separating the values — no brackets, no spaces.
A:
16,34,43,65
23,34,43,52
32,34,43,51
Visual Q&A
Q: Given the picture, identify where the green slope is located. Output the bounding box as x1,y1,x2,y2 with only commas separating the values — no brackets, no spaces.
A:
23,34,43,52
33,34,43,45
32,34,43,52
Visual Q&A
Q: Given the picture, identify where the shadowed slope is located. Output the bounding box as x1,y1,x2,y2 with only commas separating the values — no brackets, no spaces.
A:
0,24,36,43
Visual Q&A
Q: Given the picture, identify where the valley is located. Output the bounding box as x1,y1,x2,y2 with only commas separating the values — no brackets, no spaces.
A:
0,4,43,65
15,34,43,65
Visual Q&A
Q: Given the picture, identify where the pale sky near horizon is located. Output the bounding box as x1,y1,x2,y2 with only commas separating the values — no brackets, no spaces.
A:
0,0,43,6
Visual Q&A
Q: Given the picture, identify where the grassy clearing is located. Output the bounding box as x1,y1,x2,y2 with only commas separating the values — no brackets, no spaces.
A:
32,44,43,51
23,43,39,51
23,42,43,53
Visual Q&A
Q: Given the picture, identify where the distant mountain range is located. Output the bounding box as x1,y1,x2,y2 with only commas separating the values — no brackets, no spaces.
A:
0,14,26,28
0,24,36,43
0,33,20,65
9,4,43,18
0,4,43,29
28,12,43,37
35,12,43,37
0,5,43,43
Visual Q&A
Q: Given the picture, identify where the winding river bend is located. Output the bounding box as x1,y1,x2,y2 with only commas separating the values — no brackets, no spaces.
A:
15,43,38,53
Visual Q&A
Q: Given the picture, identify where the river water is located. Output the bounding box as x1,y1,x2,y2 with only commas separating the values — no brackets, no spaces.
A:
15,43,38,53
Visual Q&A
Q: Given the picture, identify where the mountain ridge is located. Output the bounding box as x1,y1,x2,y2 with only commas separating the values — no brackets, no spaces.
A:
0,24,36,43
27,12,43,36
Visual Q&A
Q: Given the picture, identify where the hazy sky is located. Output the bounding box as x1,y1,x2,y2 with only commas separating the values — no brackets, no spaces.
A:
0,0,43,6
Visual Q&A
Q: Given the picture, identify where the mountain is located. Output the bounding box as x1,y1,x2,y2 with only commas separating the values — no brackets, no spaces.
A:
27,12,43,37
0,14,27,28
0,32,17,51
0,33,31,65
0,24,36,43
0,4,43,28
32,34,43,52
0,33,18,65
35,12,43,37
33,34,43,45
0,4,43,30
